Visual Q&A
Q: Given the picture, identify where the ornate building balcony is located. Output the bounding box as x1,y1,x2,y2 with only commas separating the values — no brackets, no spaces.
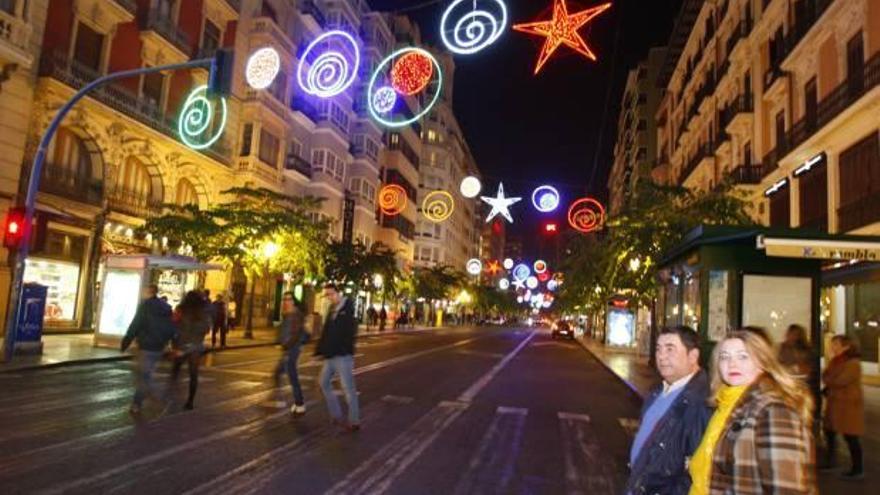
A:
107,186,164,218
39,163,104,206
284,153,312,179
0,4,32,68
728,164,763,185
138,7,191,57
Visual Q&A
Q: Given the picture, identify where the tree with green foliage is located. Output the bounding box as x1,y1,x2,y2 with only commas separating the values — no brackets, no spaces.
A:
324,240,401,301
141,187,330,335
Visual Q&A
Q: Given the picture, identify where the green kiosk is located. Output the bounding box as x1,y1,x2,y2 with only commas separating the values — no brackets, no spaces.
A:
657,225,880,393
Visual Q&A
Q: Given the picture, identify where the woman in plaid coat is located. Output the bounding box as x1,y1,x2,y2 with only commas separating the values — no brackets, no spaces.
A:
688,330,816,494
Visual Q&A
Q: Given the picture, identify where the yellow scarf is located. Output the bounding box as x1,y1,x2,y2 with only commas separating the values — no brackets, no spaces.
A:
688,384,748,495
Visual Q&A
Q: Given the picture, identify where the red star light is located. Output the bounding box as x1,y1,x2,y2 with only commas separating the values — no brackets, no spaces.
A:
513,0,612,75
485,260,501,276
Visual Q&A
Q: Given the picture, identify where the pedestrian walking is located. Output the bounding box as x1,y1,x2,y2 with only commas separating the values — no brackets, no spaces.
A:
366,306,378,330
211,293,228,348
821,335,864,480
121,284,178,415
274,292,308,415
316,283,360,432
170,290,211,410
688,330,815,495
625,326,710,495
378,306,387,332
779,323,813,379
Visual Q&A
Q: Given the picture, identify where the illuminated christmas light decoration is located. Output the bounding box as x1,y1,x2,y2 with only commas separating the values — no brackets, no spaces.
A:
422,190,455,222
368,47,443,128
297,30,360,98
466,258,483,276
378,184,408,216
440,0,508,55
547,279,559,291
544,222,558,233
459,176,482,198
512,0,612,75
499,278,510,290
485,260,501,275
373,86,397,114
391,51,434,95
245,47,281,90
481,183,522,223
178,85,227,150
531,185,560,212
512,278,526,290
567,197,606,233
512,263,531,282
516,295,524,303
502,258,514,270
533,260,547,274
526,276,539,289
537,271,551,283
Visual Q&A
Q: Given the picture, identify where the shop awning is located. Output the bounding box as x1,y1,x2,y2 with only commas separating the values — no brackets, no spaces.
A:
757,236,880,261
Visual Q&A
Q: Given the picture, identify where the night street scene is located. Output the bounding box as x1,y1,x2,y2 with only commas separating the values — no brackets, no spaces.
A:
0,0,878,493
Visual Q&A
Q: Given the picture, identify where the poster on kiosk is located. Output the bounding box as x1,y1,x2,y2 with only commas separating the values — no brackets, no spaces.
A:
94,255,220,348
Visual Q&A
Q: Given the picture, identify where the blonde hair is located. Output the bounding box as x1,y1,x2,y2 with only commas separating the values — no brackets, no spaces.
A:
710,330,813,422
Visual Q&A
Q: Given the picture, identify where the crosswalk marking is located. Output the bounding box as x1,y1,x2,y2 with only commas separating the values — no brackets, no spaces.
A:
558,412,620,495
453,406,528,494
324,401,470,495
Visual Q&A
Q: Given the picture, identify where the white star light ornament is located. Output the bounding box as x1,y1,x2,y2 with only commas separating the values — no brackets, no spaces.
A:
511,278,526,290
481,183,522,223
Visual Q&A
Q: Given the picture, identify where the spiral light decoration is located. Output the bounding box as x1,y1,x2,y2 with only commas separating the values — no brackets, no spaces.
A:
441,0,508,55
368,47,443,128
466,259,483,276
178,85,228,150
378,184,408,216
297,30,360,98
567,197,606,234
422,190,455,223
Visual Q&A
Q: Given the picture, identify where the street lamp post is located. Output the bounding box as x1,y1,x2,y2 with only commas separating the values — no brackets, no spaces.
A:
244,241,278,340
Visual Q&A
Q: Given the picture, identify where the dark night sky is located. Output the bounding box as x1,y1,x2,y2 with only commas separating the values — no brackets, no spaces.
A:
367,0,682,255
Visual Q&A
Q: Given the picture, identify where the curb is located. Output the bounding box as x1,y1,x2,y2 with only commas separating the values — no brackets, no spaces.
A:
0,341,276,374
574,337,647,401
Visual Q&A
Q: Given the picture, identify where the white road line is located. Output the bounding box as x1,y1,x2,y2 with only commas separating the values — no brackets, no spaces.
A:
558,412,619,495
457,330,537,403
324,331,536,495
35,336,488,493
324,401,470,495
453,406,529,495
453,349,506,359
381,395,414,405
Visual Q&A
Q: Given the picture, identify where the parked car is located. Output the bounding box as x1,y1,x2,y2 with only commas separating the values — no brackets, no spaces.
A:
551,320,574,340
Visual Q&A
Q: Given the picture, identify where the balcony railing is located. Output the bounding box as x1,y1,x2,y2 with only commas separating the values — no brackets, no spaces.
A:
284,153,312,178
783,0,833,61
39,164,104,205
0,7,31,56
729,164,763,185
39,50,231,165
761,147,782,178
679,142,715,183
139,8,191,55
107,186,163,218
783,52,880,160
839,194,880,232
111,0,137,15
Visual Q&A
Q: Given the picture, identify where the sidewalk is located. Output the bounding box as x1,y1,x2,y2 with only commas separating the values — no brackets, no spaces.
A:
577,336,879,491
0,328,276,373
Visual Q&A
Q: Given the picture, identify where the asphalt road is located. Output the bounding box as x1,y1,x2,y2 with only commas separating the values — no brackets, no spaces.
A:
0,326,645,494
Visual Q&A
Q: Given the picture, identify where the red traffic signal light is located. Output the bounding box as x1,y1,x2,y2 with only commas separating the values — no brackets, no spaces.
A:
3,207,28,249
544,222,558,233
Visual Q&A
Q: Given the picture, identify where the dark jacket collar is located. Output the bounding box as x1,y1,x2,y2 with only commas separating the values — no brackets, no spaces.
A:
648,369,709,405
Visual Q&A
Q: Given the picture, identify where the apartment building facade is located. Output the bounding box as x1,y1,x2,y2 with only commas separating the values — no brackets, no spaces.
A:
653,0,880,360
607,46,666,216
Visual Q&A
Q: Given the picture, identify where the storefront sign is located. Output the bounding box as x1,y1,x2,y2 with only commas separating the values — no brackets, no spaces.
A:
759,236,880,261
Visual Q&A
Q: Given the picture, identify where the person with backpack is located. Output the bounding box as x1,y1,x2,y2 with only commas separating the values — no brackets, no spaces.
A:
170,290,211,410
121,284,178,415
274,292,308,415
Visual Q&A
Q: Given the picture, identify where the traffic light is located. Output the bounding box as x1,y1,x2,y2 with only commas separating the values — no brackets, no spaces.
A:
208,48,235,98
3,207,28,249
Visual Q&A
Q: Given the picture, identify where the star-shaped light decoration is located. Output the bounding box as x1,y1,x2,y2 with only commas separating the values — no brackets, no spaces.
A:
513,0,612,75
481,183,522,223
485,260,502,276
511,278,526,290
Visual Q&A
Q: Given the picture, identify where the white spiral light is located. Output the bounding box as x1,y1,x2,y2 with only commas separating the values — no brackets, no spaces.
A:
178,85,227,150
297,30,360,98
441,0,508,55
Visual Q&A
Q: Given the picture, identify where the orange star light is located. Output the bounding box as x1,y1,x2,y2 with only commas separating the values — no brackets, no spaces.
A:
513,0,612,75
485,260,502,276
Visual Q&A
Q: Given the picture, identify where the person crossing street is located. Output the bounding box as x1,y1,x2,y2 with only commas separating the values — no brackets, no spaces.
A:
315,283,360,432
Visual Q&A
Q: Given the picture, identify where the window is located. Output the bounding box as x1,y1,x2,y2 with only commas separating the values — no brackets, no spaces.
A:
141,70,164,108
176,178,198,206
769,185,790,227
743,141,752,165
113,157,153,200
798,161,828,231
240,124,253,156
775,110,786,150
312,149,344,181
287,139,302,159
261,0,277,22
804,77,817,128
47,128,92,182
268,71,287,103
847,31,864,95
259,128,280,167
838,132,880,231
201,20,221,56
74,22,104,71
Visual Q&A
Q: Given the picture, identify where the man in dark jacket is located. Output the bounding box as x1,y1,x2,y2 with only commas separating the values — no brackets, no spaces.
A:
626,326,711,495
315,283,360,431
121,284,177,414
